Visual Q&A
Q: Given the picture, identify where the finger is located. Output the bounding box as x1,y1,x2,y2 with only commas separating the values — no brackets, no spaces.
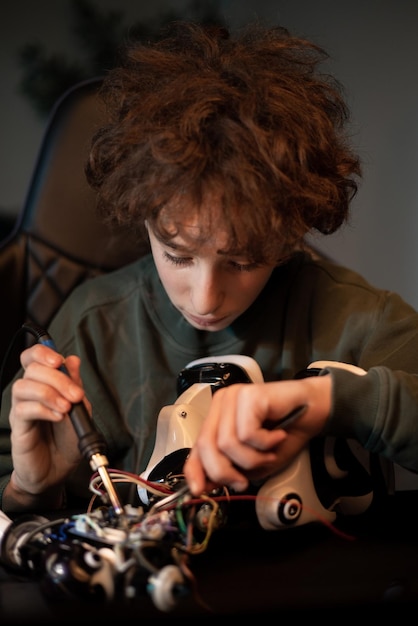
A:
60,355,82,384
21,361,84,404
233,382,310,448
20,343,65,369
186,445,249,495
55,356,93,416
183,449,213,495
213,386,284,467
188,390,250,493
12,377,72,414
11,400,68,426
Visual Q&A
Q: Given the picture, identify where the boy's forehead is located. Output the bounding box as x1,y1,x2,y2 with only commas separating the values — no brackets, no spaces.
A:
163,216,232,251
160,200,229,240
158,196,255,255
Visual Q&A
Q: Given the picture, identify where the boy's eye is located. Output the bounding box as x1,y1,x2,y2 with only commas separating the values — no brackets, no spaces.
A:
162,250,259,272
163,251,191,266
229,260,260,272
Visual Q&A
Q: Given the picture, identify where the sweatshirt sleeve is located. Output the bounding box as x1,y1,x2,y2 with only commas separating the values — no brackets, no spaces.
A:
322,365,418,474
0,371,15,508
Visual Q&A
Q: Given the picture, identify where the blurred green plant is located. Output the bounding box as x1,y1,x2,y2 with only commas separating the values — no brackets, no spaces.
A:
18,0,224,117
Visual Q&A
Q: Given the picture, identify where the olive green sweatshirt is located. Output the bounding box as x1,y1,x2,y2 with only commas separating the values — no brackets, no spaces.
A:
1,251,418,506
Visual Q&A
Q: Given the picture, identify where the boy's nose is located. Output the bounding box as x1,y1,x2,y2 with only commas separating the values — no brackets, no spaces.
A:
191,269,224,315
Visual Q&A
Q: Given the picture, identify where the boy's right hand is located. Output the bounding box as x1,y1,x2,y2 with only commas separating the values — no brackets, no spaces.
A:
3,344,87,512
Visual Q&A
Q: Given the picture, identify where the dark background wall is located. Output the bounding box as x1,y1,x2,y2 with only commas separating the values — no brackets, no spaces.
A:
1,0,418,488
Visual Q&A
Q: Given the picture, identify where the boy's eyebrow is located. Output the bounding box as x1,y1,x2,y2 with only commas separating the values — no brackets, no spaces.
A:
160,237,248,257
161,239,196,253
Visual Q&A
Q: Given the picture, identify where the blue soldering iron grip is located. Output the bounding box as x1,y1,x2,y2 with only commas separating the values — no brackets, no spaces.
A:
37,337,56,350
38,336,59,352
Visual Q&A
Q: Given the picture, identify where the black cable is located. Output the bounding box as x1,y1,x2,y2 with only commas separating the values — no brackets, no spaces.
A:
0,324,33,407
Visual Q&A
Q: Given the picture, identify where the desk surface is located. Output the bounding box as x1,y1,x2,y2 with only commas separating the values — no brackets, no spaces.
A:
1,491,418,623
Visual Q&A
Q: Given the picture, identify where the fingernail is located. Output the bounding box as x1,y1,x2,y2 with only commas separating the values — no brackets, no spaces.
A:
46,353,62,366
57,398,70,412
68,385,81,401
232,481,248,492
188,479,199,495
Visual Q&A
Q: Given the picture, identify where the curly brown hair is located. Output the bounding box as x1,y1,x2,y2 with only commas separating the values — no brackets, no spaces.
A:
85,20,361,264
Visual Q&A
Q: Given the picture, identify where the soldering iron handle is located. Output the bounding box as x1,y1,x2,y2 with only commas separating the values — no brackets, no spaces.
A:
36,332,107,461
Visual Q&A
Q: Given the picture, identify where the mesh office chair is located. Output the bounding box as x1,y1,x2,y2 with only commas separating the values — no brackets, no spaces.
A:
0,77,149,390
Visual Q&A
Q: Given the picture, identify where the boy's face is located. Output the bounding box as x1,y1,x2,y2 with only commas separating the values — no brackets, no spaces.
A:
147,213,275,332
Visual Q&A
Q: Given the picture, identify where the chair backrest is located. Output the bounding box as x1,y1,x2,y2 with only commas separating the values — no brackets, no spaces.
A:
0,77,149,390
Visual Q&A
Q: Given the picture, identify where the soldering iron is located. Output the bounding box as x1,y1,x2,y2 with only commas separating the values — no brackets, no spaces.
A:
22,323,124,516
